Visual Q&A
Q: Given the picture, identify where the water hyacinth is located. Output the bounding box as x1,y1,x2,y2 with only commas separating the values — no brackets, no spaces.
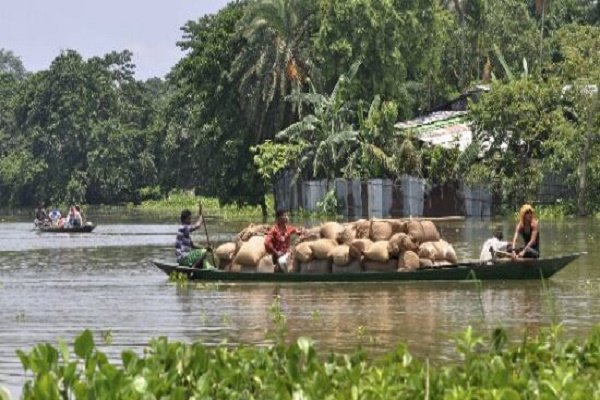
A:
13,325,600,399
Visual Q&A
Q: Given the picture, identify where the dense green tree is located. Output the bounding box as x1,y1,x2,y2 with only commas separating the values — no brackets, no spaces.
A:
231,0,318,144
467,79,571,208
162,1,269,212
0,49,27,79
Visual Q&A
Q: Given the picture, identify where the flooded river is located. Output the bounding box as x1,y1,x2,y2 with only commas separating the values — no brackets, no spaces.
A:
1,211,599,396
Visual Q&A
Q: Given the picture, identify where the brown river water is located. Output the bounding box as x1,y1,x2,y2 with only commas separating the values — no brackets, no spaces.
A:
0,211,599,396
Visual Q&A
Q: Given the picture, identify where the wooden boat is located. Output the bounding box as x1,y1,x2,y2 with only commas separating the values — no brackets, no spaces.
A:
153,252,584,282
37,224,96,233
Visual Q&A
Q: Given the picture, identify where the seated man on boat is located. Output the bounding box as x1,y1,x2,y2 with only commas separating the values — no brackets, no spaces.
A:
48,206,62,226
175,208,214,269
264,209,303,273
34,202,50,226
510,204,540,259
479,229,509,262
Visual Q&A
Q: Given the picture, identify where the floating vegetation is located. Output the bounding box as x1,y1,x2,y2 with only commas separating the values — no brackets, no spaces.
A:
14,325,600,399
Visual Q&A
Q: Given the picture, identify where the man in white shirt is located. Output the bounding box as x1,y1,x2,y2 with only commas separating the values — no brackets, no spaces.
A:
479,230,509,263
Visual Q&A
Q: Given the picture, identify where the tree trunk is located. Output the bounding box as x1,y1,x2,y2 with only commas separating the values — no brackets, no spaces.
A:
578,130,590,216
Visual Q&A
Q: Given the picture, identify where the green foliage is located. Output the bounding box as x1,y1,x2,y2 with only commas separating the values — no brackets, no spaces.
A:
315,187,340,216
468,79,569,208
252,140,305,181
15,325,600,399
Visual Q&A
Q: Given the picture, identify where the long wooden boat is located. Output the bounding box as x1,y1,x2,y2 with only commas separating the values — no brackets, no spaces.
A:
37,224,96,233
153,253,584,282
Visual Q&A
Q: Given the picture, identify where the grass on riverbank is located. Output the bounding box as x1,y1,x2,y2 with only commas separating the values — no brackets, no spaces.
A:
137,191,274,220
12,321,600,399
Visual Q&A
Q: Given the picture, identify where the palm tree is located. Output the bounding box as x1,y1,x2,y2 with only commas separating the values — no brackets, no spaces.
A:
275,62,361,180
232,0,316,144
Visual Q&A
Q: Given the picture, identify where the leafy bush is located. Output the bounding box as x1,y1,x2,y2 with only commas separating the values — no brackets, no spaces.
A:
14,325,600,399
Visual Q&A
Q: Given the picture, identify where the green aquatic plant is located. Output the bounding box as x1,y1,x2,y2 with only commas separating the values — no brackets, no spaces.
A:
100,330,113,346
14,325,600,399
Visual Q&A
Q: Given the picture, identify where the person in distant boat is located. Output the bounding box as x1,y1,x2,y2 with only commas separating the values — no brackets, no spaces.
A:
265,209,303,273
511,204,540,259
68,205,83,227
75,205,85,224
479,229,509,262
175,208,213,269
34,202,49,226
48,206,62,225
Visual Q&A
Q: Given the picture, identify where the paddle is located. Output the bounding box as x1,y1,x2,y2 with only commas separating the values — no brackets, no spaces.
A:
198,202,218,269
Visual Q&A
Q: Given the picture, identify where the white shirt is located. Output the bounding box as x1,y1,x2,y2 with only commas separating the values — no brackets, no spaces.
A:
479,238,509,262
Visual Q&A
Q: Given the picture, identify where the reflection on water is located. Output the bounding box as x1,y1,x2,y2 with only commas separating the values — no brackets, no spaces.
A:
0,216,599,396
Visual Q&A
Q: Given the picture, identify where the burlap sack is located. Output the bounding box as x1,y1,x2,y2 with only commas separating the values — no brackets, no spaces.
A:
294,241,313,263
363,259,397,272
419,258,434,269
407,221,440,243
388,233,417,256
370,220,393,241
299,259,331,274
215,242,237,261
321,222,344,241
354,219,371,239
238,223,271,242
418,242,437,261
229,264,257,273
329,245,351,266
332,259,362,274
433,240,458,264
233,235,266,266
349,238,373,259
296,227,321,244
389,219,408,234
338,224,357,245
257,255,275,273
310,239,337,260
363,240,389,262
398,251,419,270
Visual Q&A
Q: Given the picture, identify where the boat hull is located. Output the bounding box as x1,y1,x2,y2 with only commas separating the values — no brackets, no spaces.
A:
37,224,96,233
153,253,584,282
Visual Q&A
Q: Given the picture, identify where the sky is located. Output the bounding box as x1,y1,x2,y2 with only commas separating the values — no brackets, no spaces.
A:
1,0,232,80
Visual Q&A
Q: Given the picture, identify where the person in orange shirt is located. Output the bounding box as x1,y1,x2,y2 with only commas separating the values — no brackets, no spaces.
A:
264,209,303,273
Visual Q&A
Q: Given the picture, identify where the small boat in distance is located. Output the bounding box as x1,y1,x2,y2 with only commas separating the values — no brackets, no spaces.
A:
37,223,97,233
153,252,585,282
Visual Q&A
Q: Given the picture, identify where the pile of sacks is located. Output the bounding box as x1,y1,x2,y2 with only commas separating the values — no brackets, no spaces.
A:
213,219,458,274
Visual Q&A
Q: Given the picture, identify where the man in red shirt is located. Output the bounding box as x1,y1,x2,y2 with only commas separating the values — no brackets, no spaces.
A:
264,209,303,273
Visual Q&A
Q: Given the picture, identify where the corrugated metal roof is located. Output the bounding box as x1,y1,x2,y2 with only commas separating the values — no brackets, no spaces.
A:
395,111,473,151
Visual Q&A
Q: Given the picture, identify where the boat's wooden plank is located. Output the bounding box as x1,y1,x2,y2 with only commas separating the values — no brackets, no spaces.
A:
153,253,584,282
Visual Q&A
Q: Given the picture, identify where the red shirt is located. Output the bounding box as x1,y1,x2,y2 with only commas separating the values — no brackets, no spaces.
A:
264,224,299,255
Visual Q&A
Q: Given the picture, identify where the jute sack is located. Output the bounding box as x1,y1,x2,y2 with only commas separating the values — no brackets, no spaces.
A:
349,238,373,259
215,242,237,261
233,235,266,266
419,258,434,269
321,222,344,241
418,242,437,261
332,259,362,274
229,264,257,273
338,224,357,245
354,219,371,239
310,239,337,260
363,259,397,272
363,240,389,262
238,223,271,242
257,255,275,273
389,219,408,234
329,245,351,266
398,251,420,270
388,233,417,257
294,241,313,263
296,227,321,244
370,220,393,242
433,240,458,264
299,259,331,274
407,221,440,243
